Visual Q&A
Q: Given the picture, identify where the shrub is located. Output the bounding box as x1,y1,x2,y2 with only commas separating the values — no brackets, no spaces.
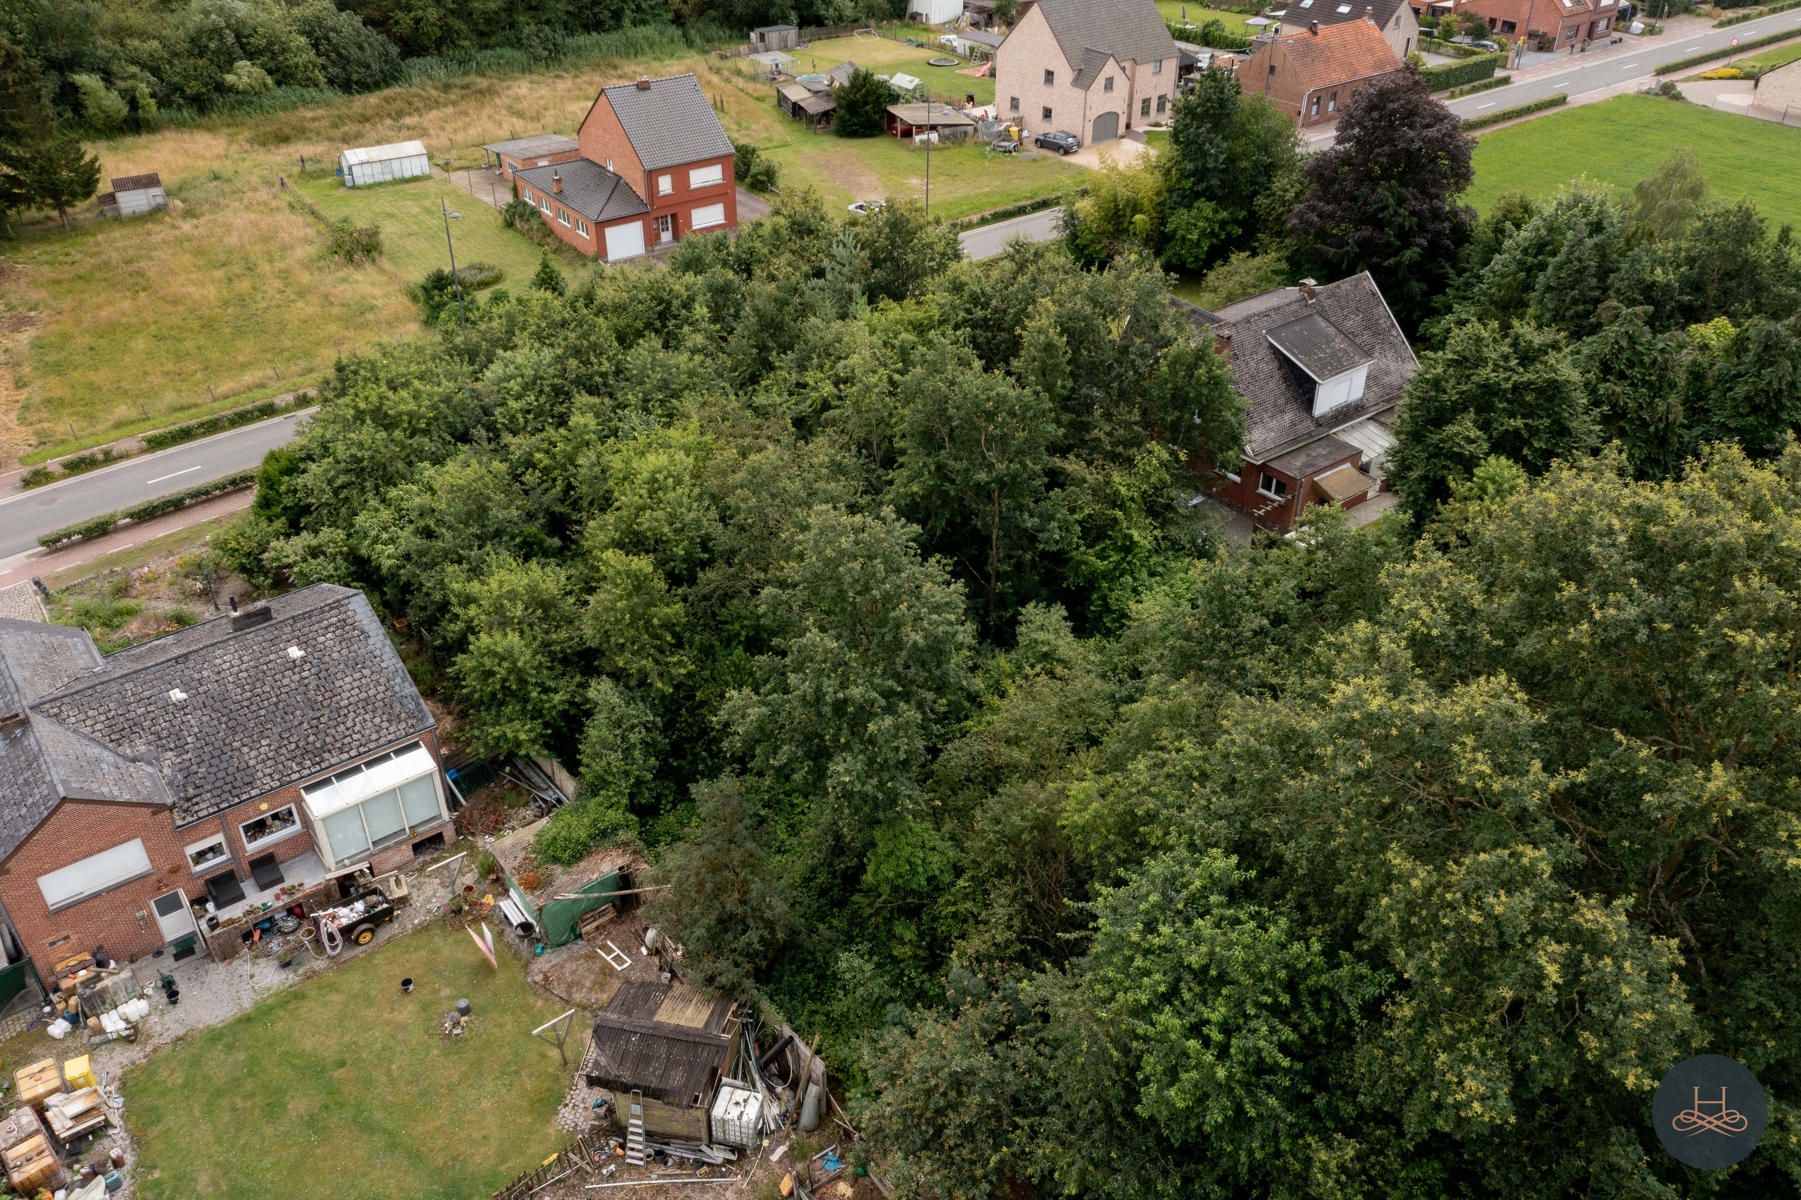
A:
735,144,780,193
1696,67,1743,79
835,69,899,138
323,218,382,264
410,263,502,323
1717,0,1800,24
19,466,55,488
1656,28,1799,73
1445,74,1512,99
502,197,540,232
141,398,297,451
38,471,256,549
1168,20,1253,50
532,796,638,866
1462,93,1566,129
1423,53,1503,91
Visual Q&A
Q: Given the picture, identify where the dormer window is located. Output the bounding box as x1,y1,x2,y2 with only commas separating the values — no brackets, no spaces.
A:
1265,309,1374,419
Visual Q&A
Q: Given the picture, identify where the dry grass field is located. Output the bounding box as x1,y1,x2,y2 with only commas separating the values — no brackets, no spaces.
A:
0,38,1080,466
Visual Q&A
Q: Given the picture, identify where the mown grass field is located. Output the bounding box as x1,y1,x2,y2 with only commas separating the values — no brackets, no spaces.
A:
785,30,998,105
0,37,1084,465
1464,94,1801,230
1155,1,1264,31
127,927,569,1200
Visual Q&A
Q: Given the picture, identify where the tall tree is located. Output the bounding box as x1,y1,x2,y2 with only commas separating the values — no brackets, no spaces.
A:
27,134,100,231
834,68,898,138
1287,65,1473,330
1161,68,1301,271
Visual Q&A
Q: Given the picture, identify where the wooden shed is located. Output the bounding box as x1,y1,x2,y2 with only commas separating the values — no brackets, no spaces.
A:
750,24,800,52
584,980,739,1143
884,103,977,140
777,82,837,127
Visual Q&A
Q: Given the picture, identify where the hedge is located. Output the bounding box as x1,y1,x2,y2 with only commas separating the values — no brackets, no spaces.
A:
1424,53,1504,91
20,446,123,489
1717,0,1801,25
1167,20,1254,51
1462,93,1567,129
1419,36,1491,59
1445,73,1512,98
954,190,1085,232
38,471,257,550
141,397,306,451
1656,27,1801,73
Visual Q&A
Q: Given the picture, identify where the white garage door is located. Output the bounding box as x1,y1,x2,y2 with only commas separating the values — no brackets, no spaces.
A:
604,221,646,262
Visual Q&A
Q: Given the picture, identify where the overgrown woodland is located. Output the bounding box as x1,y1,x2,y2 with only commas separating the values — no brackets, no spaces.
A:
225,193,1801,1197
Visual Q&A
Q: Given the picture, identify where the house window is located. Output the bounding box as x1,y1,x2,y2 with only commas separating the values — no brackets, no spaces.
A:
1104,76,1114,93
185,834,231,874
557,207,570,226
1042,106,1053,121
1153,59,1164,74
1328,93,1338,112
241,804,301,850
301,744,447,870
38,840,153,911
576,218,589,236
1009,95,1020,112
691,202,727,229
1258,472,1290,500
1309,96,1321,117
1157,94,1168,113
1044,69,1055,86
657,173,673,195
689,164,725,189
1140,98,1151,117
538,194,551,213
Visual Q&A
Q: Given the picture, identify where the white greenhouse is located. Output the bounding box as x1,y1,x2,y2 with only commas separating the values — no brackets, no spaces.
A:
338,140,431,187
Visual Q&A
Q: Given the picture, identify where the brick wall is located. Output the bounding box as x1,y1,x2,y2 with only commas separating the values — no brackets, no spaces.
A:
517,180,603,258
0,731,446,979
646,152,737,244
996,6,1176,141
577,94,646,199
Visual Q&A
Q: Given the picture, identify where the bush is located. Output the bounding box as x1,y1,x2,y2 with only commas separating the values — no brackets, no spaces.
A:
1462,93,1567,129
38,471,256,549
19,466,56,488
1168,20,1252,50
324,218,382,264
735,144,780,193
502,197,540,232
141,398,301,451
1419,36,1490,59
835,69,899,138
1445,74,1512,99
1656,28,1799,72
410,263,503,323
1717,0,1800,23
1423,53,1503,91
532,797,638,866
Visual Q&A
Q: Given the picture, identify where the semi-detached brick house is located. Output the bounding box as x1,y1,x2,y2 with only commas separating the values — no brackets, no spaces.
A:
0,585,451,982
1434,0,1618,49
512,73,736,264
1178,273,1419,531
1242,18,1405,127
995,0,1179,145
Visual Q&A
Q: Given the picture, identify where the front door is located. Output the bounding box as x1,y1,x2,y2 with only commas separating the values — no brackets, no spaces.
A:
655,214,675,245
152,890,197,945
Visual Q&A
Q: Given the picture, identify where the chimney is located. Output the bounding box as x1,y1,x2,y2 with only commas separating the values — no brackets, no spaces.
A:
1299,277,1318,303
231,603,274,632
636,76,652,91
551,171,563,195
1213,331,1233,357
1309,19,1319,34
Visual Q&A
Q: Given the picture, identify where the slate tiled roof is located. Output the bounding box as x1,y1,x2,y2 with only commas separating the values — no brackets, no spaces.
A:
1283,0,1409,31
1033,0,1178,70
0,586,435,858
1258,19,1403,89
1179,272,1418,462
599,74,735,172
515,160,650,223
1071,47,1117,89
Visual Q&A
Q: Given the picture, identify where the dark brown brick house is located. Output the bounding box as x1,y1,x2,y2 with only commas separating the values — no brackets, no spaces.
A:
0,585,448,980
1179,273,1418,531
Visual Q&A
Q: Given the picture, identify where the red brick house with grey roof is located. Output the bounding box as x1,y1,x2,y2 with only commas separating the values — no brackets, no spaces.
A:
1242,18,1404,127
512,73,737,263
1178,273,1419,530
0,585,450,980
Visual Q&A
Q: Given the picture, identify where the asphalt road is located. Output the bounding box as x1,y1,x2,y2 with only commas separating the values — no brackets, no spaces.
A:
1444,12,1801,119
0,409,312,561
960,206,1065,260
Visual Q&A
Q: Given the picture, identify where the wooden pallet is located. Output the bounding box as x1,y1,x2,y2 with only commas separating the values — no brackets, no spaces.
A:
576,904,618,945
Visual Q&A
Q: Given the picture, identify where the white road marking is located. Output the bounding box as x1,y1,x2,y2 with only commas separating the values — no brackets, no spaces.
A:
1554,81,1571,87
1477,101,1498,109
144,465,202,486
1617,61,1639,69
1681,44,1700,50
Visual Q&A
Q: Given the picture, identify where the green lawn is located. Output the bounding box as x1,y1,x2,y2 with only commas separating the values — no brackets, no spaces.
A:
1464,94,1801,230
762,133,1083,220
126,927,571,1200
1156,1,1263,31
784,32,997,105
299,175,574,286
1732,40,1801,76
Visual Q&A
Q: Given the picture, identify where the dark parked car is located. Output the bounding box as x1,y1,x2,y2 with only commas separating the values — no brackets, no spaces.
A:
1034,130,1081,155
1450,34,1503,51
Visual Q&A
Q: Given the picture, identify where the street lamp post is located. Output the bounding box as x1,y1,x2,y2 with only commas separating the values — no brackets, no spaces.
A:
439,196,466,327
924,93,932,218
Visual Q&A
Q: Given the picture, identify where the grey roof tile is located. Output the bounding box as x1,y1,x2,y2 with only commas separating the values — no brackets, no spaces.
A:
600,74,735,172
1178,272,1418,461
515,160,650,223
1030,0,1179,72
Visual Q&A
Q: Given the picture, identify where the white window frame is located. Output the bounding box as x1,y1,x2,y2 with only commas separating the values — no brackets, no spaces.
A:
1154,60,1164,75
557,207,570,226
657,173,674,195
1309,96,1321,118
241,803,302,851
538,194,551,213
38,840,153,911
691,202,727,230
185,834,231,875
1258,472,1289,501
688,164,725,189
1328,93,1338,113
576,217,589,236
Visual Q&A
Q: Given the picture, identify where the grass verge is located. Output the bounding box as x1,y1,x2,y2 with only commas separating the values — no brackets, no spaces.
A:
126,926,570,1200
1464,93,1801,228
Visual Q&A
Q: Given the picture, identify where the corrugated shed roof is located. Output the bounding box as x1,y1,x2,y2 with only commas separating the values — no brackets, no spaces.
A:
514,160,650,223
588,981,735,1105
600,75,735,172
110,173,162,194
340,140,428,166
1178,273,1418,461
1031,0,1179,69
481,134,579,158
